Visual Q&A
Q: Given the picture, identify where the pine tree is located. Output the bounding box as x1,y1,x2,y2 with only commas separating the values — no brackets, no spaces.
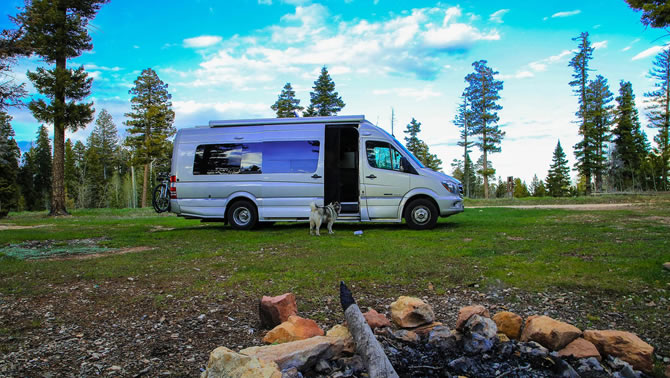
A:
454,95,474,196
403,118,442,170
303,66,345,117
124,68,175,207
0,27,28,111
0,113,20,216
271,82,303,118
585,75,614,192
612,81,648,190
64,138,77,206
530,174,547,197
569,32,595,194
546,141,571,197
645,47,670,190
33,125,53,209
626,0,670,28
464,60,504,198
513,178,530,198
16,0,107,215
18,148,37,211
475,155,495,194
87,109,119,205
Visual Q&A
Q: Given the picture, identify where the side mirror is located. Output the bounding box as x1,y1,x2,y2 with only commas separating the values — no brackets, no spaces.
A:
400,157,414,173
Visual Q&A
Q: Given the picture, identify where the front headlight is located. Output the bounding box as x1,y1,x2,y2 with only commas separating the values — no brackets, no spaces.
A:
441,181,457,194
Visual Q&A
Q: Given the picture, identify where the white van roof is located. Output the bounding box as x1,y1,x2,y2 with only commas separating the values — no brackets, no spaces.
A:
208,115,366,127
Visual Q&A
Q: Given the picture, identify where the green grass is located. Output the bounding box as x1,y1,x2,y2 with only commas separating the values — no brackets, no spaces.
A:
464,192,670,206
1,197,668,302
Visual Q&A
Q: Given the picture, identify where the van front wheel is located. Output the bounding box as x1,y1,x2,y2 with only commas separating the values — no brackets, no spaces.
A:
227,200,258,230
404,199,438,230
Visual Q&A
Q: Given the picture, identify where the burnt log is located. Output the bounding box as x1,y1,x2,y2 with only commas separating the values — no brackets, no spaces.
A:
340,281,398,378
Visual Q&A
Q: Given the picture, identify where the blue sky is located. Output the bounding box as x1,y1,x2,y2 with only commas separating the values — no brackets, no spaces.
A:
2,0,668,183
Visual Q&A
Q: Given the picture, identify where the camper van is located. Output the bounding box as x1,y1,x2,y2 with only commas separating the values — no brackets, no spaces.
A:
169,115,463,230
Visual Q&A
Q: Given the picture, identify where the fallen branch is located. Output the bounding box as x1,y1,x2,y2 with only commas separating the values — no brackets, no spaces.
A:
340,281,398,378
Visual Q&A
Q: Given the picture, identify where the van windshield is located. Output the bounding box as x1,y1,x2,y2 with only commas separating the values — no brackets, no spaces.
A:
379,128,425,168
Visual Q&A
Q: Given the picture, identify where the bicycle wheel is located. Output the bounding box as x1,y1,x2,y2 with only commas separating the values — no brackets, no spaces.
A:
152,184,170,213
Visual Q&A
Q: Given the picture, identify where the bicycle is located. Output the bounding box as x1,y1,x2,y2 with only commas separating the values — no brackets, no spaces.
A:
152,173,171,213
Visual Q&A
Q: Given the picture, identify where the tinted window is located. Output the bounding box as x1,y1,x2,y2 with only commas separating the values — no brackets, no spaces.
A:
366,141,403,171
193,141,319,175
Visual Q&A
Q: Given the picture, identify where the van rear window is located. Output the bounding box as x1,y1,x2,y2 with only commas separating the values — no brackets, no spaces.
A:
193,141,320,175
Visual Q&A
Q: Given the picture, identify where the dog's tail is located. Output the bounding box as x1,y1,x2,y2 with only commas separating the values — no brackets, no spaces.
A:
309,202,317,211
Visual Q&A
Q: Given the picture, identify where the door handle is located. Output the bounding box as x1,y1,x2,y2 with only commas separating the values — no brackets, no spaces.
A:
366,174,377,179
311,174,322,179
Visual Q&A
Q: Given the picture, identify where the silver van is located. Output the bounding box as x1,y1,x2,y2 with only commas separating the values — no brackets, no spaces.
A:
169,115,463,230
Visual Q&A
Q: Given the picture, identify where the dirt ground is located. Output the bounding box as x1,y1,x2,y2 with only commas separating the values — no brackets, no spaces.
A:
1,278,668,377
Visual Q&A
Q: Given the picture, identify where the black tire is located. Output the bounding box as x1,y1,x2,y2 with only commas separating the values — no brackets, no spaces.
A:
404,198,438,230
152,184,170,213
227,200,258,230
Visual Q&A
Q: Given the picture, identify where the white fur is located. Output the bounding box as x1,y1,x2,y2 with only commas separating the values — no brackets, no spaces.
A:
309,202,341,236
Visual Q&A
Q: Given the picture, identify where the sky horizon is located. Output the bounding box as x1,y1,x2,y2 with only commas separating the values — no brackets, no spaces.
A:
2,0,668,185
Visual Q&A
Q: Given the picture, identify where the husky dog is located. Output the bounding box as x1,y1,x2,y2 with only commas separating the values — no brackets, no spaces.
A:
309,201,341,236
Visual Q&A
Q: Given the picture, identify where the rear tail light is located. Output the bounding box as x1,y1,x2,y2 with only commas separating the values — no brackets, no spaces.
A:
170,175,177,199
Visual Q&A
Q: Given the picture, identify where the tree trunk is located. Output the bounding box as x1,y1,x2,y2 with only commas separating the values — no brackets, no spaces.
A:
483,149,489,199
50,48,68,216
141,162,148,208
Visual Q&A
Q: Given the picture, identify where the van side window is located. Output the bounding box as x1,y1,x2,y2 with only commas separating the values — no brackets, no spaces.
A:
366,141,403,171
193,141,320,175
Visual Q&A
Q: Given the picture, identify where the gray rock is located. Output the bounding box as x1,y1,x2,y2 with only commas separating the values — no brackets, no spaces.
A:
281,367,303,378
614,364,641,378
462,315,497,354
314,359,330,374
448,356,474,373
577,357,604,373
520,341,549,359
427,326,460,351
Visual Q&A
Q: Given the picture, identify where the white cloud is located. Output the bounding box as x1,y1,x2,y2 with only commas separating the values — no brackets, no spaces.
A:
551,10,581,18
632,45,667,61
258,0,272,4
621,38,640,52
84,64,121,71
185,4,501,86
592,40,608,50
622,46,631,52
183,35,223,48
529,62,547,72
372,87,442,100
498,70,534,80
526,49,575,73
489,9,509,24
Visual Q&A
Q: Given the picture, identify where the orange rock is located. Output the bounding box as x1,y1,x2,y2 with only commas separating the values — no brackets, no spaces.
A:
390,296,435,328
558,338,601,360
455,305,490,331
492,311,522,340
411,322,444,336
583,330,654,374
242,336,348,371
259,293,298,329
262,315,324,344
520,315,581,351
363,308,391,329
665,364,670,378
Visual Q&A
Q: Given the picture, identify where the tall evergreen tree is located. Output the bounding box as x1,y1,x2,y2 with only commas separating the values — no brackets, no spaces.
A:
464,60,504,198
513,178,530,198
612,81,648,189
474,154,495,196
33,125,52,209
645,47,670,190
18,148,37,210
546,140,571,197
89,109,118,181
454,95,474,196
569,32,595,194
585,75,614,192
529,174,547,197
303,66,345,117
64,138,77,205
16,0,107,215
626,0,670,28
0,113,20,216
271,82,303,117
124,68,175,207
403,118,442,170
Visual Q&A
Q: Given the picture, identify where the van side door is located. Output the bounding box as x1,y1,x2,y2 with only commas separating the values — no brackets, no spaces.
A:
361,140,410,219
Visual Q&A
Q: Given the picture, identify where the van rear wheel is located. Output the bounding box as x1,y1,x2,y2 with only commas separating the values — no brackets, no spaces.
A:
404,199,438,230
227,200,258,230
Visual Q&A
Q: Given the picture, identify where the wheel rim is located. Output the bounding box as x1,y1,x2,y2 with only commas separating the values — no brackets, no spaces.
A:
233,207,251,226
411,205,431,225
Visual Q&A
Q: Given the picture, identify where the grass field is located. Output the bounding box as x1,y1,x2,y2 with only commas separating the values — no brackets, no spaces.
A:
1,195,669,375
